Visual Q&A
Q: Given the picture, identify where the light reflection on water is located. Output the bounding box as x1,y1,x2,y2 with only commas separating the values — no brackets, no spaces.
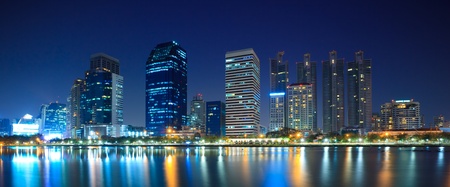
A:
1,146,450,187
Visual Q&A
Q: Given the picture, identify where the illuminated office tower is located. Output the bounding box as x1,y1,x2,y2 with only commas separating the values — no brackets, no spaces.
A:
269,51,288,132
225,48,261,136
145,41,187,136
322,50,345,133
40,102,67,140
296,53,317,131
190,94,206,132
381,99,421,130
82,53,123,137
287,83,314,131
348,51,372,132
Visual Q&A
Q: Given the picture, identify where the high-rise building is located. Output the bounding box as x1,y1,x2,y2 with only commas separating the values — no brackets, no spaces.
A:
371,113,382,131
380,99,421,130
348,51,372,132
225,48,261,136
82,53,124,137
322,50,345,133
145,41,187,136
269,51,288,132
67,78,85,138
433,115,445,127
190,94,206,132
39,102,67,139
0,118,11,136
90,53,120,74
297,53,317,131
206,101,226,137
287,83,314,131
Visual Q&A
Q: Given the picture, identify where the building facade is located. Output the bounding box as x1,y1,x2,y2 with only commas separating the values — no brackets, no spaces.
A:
322,50,345,133
287,83,314,131
206,101,226,137
0,118,11,136
67,78,85,138
225,48,261,136
348,51,372,132
296,53,317,131
190,94,206,132
40,102,67,139
82,53,124,137
145,41,187,136
381,99,421,130
269,51,288,132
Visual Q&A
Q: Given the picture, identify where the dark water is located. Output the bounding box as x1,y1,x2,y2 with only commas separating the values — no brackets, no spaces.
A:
1,146,449,187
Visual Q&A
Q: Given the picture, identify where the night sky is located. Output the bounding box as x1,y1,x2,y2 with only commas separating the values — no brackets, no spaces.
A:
1,1,449,128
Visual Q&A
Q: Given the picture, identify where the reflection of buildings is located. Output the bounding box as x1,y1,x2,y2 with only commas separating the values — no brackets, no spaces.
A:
381,99,421,130
287,83,314,131
348,51,372,132
39,102,67,140
322,50,344,133
12,114,39,136
145,41,187,136
225,48,261,136
206,101,226,137
269,51,288,132
190,94,206,133
82,53,124,138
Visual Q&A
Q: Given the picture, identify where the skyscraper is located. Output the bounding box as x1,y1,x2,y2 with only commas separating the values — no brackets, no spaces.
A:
297,53,317,131
269,51,288,132
40,102,67,139
190,94,206,132
206,101,226,137
322,50,345,133
145,41,187,136
348,51,372,132
82,53,123,137
67,78,85,138
225,48,261,136
287,83,314,131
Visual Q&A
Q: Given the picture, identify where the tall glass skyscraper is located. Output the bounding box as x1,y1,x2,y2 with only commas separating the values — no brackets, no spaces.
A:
190,94,206,132
269,51,288,132
206,101,226,137
225,48,261,136
297,53,317,131
145,41,187,136
67,78,85,138
347,51,372,132
322,50,344,133
82,53,123,137
40,102,67,139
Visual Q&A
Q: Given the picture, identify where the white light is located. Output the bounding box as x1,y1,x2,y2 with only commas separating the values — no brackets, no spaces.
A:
270,92,285,96
23,114,33,119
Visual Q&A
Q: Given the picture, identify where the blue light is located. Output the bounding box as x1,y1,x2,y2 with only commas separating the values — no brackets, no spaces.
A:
269,92,285,96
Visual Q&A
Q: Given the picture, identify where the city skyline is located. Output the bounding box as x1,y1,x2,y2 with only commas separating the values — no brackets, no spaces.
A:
1,1,449,128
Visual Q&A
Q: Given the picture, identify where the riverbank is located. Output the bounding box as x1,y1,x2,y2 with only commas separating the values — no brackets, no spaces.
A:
3,143,450,148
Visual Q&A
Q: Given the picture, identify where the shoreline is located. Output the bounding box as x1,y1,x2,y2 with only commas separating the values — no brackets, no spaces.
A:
3,143,449,148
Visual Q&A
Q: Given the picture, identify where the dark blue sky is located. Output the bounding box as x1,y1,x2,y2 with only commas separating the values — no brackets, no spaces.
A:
1,0,449,128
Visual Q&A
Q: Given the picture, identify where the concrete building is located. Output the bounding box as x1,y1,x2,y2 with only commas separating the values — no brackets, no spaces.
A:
296,53,317,131
225,48,261,136
269,51,288,132
348,51,372,132
381,99,421,130
190,94,206,133
287,83,314,131
322,51,345,133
